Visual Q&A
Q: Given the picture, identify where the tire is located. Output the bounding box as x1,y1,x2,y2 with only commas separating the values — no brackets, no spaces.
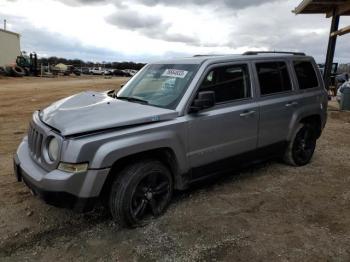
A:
12,66,25,77
284,123,317,166
109,160,173,228
4,66,14,76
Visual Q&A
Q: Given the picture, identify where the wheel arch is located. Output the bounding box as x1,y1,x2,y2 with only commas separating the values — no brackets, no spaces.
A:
99,147,185,203
299,114,322,138
288,110,323,142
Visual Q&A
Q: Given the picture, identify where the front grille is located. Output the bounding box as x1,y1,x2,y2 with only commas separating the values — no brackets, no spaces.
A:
28,124,44,159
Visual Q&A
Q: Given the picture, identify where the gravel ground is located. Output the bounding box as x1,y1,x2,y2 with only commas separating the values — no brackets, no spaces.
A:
1,76,350,261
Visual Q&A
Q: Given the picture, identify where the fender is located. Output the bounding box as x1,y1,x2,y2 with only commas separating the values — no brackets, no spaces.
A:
287,101,324,141
90,129,189,174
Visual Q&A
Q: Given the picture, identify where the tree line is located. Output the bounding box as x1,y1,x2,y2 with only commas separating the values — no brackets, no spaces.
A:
37,56,350,73
38,57,146,70
338,64,350,74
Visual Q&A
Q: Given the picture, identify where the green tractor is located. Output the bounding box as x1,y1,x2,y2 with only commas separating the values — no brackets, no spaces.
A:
16,52,39,76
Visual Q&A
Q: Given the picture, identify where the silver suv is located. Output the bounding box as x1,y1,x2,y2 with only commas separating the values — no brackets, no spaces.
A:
14,52,328,227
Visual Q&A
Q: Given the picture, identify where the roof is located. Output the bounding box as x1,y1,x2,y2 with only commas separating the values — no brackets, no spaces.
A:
154,53,311,65
0,28,20,37
294,0,350,15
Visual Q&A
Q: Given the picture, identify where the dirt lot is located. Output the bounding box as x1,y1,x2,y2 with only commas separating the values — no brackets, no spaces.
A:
1,76,350,261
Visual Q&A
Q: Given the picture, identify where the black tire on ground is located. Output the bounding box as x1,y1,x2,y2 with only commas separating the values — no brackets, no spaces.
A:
23,67,30,76
4,66,14,76
11,66,25,77
109,160,173,228
0,66,5,76
284,123,317,166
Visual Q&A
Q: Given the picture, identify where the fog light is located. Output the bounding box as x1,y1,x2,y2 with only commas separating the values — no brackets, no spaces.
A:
58,162,88,173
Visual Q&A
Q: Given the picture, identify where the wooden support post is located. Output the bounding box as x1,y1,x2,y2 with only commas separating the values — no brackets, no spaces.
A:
324,9,340,90
331,25,350,37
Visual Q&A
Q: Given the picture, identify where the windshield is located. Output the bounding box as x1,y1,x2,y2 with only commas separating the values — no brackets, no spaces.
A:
117,64,199,109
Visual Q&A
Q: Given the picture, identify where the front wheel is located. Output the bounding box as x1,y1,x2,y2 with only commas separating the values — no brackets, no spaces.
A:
284,123,317,166
109,160,173,228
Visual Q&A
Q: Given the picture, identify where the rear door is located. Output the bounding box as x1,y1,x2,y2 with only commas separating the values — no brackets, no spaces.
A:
292,59,327,126
254,60,298,148
187,62,259,176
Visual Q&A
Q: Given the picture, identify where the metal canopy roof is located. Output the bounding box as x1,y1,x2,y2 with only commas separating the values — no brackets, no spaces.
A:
293,0,350,90
294,0,350,38
294,0,350,16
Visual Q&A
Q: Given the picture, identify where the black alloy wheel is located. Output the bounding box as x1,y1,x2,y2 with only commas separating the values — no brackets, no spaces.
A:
131,171,171,220
291,124,316,166
109,160,173,227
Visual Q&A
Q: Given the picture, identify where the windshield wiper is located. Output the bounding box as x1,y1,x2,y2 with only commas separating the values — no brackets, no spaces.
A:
117,96,149,104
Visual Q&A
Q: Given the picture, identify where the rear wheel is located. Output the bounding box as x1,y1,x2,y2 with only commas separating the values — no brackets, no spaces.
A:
109,160,173,227
284,123,317,166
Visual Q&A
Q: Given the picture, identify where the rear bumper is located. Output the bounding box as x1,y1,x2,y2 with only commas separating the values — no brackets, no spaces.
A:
14,138,110,211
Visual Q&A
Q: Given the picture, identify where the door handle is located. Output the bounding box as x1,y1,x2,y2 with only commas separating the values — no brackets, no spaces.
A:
285,101,298,107
240,110,256,117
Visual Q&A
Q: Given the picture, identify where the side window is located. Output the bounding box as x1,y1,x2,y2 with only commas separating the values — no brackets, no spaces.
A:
293,61,319,89
256,62,292,95
199,64,251,103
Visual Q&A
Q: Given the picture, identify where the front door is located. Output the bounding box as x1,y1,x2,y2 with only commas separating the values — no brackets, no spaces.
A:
187,63,259,177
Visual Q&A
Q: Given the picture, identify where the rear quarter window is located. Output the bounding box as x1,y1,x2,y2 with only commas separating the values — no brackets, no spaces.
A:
293,61,319,90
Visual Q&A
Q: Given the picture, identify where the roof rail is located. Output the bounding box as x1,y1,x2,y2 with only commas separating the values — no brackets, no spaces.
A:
193,54,224,57
243,51,306,56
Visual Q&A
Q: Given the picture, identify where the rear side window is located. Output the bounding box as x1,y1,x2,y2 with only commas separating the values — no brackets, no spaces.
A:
200,64,251,103
293,61,319,89
256,62,292,95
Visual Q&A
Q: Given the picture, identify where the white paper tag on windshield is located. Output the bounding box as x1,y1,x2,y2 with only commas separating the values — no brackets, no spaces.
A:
162,69,188,79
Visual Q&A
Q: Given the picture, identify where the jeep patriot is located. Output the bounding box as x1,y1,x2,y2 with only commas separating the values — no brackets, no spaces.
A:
14,51,328,227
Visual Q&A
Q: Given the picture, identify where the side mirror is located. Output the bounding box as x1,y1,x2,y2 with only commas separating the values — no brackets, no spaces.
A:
190,91,215,113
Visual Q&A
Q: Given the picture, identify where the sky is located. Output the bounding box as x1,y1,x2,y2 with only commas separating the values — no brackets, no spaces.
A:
0,0,349,63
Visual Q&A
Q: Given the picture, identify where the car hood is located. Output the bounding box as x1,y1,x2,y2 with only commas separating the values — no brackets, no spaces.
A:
40,91,178,136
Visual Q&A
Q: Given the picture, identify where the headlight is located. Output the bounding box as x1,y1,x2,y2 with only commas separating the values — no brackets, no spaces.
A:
58,162,88,173
48,137,59,161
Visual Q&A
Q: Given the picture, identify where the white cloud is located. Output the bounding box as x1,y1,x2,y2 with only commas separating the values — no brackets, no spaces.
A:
1,0,349,62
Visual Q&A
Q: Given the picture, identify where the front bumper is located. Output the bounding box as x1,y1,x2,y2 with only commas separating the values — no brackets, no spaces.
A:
14,138,110,211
